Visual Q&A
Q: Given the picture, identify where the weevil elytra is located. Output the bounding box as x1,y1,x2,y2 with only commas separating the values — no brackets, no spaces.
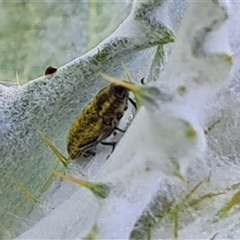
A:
67,81,137,160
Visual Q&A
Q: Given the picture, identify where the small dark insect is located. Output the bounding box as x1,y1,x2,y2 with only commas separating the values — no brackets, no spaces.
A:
45,66,58,76
67,82,137,160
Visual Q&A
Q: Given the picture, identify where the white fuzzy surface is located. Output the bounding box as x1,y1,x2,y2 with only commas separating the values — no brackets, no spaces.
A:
16,0,240,239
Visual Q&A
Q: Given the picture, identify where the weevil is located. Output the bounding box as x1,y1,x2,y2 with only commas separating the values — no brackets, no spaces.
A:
40,65,159,166
67,81,137,159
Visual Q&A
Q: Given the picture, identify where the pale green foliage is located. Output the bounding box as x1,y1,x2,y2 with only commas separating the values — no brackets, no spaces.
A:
0,1,130,83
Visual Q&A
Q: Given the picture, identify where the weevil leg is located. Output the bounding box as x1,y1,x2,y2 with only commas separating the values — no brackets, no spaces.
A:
82,150,96,158
114,127,126,133
128,97,137,110
101,141,116,159
80,140,98,158
94,128,116,158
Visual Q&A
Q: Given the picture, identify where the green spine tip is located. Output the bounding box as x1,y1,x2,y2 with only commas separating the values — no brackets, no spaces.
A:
12,178,40,203
168,33,175,43
177,85,187,96
173,170,186,185
38,131,69,168
137,85,161,107
180,120,198,139
100,72,160,108
89,182,110,198
41,160,60,193
216,190,240,219
161,26,175,43
223,53,233,64
188,192,225,208
53,171,110,198
209,232,219,240
85,224,99,240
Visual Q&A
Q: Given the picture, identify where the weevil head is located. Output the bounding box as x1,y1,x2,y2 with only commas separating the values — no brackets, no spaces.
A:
101,72,160,108
109,83,129,99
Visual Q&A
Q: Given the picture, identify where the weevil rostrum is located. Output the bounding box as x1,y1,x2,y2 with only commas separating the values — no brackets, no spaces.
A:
67,80,137,160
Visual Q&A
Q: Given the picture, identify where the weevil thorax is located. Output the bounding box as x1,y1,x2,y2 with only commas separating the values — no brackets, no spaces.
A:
98,83,129,120
109,83,129,100
91,83,130,138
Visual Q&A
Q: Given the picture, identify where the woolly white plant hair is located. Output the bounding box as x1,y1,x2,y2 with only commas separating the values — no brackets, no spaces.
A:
14,0,240,239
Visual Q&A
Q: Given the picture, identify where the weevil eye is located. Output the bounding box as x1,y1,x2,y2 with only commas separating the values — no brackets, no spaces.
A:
110,84,128,99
